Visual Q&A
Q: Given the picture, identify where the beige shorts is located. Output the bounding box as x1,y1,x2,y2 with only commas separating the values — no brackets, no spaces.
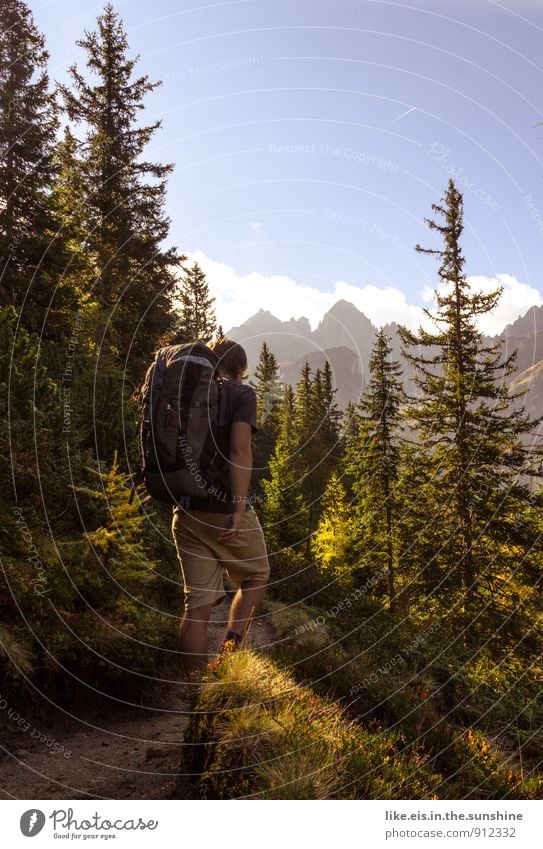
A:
172,506,270,611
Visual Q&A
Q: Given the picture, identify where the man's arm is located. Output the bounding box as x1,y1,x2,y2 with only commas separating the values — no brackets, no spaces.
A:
218,420,253,542
229,420,253,511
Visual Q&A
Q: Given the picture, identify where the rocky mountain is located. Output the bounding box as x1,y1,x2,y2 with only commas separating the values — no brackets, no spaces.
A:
226,308,314,368
312,299,376,369
495,304,543,375
282,346,365,410
226,300,543,427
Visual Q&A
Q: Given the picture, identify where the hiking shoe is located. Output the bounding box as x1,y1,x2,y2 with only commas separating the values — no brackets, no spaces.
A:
218,631,243,654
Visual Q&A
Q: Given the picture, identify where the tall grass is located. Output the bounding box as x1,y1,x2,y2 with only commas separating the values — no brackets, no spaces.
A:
181,650,441,799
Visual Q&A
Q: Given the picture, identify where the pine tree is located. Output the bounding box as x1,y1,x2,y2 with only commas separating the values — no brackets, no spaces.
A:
262,384,308,552
312,471,352,579
341,400,362,495
58,3,183,378
0,0,78,340
173,261,217,344
251,341,282,427
321,359,342,438
72,451,156,605
398,179,542,606
250,341,282,492
295,363,341,543
0,306,62,504
58,4,184,460
347,329,404,606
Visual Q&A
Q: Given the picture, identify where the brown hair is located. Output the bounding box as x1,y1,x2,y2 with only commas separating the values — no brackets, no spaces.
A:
210,338,248,379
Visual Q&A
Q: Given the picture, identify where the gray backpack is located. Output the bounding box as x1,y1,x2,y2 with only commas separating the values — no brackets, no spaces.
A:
134,341,229,504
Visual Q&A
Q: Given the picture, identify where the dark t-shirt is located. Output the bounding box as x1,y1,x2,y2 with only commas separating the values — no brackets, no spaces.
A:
173,378,257,512
218,378,258,442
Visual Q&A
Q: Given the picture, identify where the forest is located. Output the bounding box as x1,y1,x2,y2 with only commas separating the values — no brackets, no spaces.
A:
1,0,543,800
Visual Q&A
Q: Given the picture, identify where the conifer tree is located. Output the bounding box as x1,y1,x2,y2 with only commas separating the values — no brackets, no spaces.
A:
0,0,78,340
250,342,282,492
251,341,281,426
312,470,351,579
0,306,62,504
341,400,362,495
398,179,542,605
347,329,404,606
261,384,307,552
174,261,217,344
294,363,341,542
58,5,183,460
75,451,157,587
321,359,342,438
59,3,183,377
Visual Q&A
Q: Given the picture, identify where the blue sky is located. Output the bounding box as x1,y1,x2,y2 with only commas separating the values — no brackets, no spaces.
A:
32,0,543,332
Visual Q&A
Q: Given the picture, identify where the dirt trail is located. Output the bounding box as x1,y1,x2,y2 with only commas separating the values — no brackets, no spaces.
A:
0,601,274,800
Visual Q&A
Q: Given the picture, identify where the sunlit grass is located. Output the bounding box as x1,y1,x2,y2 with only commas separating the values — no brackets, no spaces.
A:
182,649,442,799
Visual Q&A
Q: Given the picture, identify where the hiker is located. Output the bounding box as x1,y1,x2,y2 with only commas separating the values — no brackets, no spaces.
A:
171,338,270,676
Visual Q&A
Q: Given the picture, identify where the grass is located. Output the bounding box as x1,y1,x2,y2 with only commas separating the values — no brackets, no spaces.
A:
263,596,543,799
180,649,442,799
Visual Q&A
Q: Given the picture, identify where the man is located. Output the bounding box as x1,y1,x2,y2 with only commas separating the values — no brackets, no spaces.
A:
171,338,270,676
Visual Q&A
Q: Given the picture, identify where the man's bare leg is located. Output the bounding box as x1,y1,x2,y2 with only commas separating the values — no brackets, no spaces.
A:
226,579,267,642
179,602,214,676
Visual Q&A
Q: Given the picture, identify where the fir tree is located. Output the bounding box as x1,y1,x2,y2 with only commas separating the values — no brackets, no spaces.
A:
0,306,62,504
262,384,307,552
312,471,351,579
250,341,282,492
0,0,78,340
58,3,183,377
321,359,342,437
251,341,281,427
398,179,542,606
72,451,156,606
174,261,217,344
347,329,404,606
295,363,341,543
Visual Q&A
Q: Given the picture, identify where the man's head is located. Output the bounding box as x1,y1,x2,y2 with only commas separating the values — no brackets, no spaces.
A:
210,338,249,381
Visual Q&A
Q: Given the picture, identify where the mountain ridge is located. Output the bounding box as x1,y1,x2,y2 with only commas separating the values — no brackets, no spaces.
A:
226,299,543,422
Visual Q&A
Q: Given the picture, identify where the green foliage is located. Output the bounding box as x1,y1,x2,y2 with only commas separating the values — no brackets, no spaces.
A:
0,305,65,503
171,261,217,345
398,179,543,605
58,2,184,459
346,329,405,605
261,359,341,568
0,2,187,708
261,384,308,554
311,470,352,578
250,341,283,493
0,623,34,682
269,594,543,799
71,452,156,596
0,0,79,340
291,362,341,538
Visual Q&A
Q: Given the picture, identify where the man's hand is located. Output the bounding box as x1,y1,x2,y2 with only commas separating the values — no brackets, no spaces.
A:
218,509,244,543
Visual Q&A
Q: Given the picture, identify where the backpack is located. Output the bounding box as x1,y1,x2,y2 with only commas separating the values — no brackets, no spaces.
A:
132,341,229,504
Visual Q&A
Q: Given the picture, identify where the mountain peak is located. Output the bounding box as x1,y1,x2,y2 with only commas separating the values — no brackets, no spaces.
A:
327,298,359,314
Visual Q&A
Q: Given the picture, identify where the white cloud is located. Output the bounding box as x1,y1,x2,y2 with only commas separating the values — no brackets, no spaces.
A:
249,221,263,233
183,251,542,336
466,274,543,335
333,280,429,331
